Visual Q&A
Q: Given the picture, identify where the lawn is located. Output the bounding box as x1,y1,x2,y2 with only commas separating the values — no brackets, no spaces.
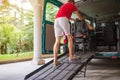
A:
0,52,33,62
0,52,54,63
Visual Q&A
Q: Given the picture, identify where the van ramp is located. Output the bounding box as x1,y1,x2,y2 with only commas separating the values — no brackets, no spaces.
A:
24,52,94,80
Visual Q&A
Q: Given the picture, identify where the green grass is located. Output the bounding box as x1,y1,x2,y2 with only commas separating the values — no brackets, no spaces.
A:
0,52,55,64
0,52,33,61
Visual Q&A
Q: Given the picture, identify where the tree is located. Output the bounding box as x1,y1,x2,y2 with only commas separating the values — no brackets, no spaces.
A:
46,3,59,22
0,0,34,54
0,24,17,54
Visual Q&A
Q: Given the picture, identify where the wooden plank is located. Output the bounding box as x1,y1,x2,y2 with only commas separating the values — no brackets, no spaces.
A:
65,64,77,71
34,67,55,80
60,55,69,62
43,69,62,80
52,70,69,80
62,71,75,80
63,64,83,80
58,63,69,70
58,54,68,62
28,64,53,80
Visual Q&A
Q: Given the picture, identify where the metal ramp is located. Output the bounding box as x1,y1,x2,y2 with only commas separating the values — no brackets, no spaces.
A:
24,52,94,80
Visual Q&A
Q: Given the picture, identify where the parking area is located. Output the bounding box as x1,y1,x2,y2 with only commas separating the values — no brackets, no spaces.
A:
0,58,53,80
73,59,120,80
0,58,120,80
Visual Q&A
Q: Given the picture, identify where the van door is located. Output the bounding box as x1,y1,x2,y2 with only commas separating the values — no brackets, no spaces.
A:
42,0,62,53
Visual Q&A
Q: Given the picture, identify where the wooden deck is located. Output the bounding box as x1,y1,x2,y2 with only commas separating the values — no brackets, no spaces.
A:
24,51,95,80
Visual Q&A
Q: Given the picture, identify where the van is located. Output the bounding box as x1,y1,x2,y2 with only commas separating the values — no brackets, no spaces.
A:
43,0,120,58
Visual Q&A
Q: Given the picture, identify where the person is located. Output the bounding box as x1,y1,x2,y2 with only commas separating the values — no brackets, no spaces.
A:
81,14,95,31
53,0,84,66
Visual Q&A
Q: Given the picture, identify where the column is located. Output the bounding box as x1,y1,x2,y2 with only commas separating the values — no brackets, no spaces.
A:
29,0,45,65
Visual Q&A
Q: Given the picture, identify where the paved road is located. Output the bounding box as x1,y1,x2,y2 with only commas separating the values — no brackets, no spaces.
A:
73,59,120,80
0,58,120,80
0,58,53,80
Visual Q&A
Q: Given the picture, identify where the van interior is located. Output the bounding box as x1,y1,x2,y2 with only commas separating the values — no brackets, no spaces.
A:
43,0,120,58
58,0,120,58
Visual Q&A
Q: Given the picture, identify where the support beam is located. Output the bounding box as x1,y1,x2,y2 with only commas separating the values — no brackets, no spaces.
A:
29,0,45,65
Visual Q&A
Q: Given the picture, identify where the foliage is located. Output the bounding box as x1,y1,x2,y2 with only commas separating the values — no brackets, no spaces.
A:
0,1,58,55
46,3,59,22
0,1,34,55
0,51,33,61
0,24,17,54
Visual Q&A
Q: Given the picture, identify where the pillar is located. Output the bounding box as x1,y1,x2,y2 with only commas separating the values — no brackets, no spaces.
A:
29,0,45,65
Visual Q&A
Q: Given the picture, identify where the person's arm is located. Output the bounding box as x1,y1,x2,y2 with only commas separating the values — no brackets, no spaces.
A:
86,22,95,30
70,18,76,21
74,11,84,20
74,10,95,30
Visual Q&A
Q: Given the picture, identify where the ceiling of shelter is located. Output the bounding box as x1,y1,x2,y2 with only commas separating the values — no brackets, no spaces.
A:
59,0,120,20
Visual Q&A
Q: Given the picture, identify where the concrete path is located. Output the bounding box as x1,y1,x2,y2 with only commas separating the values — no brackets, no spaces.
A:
0,58,120,80
73,59,120,80
0,58,53,80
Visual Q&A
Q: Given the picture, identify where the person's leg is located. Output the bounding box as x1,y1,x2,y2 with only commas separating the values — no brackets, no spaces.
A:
53,36,61,65
67,35,74,59
58,17,76,60
53,18,63,66
67,35,75,60
56,17,79,62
